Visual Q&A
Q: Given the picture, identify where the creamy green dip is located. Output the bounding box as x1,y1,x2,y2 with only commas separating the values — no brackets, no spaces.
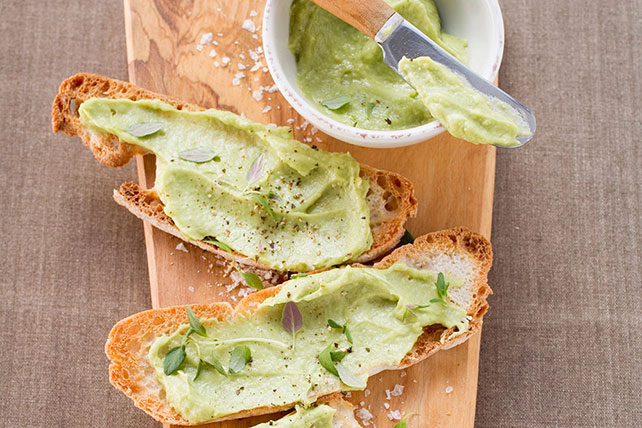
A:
251,405,335,428
79,98,372,272
148,262,468,422
398,56,530,147
289,0,468,131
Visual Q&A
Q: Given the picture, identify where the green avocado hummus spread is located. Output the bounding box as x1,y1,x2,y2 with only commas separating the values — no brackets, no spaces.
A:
148,263,468,423
398,57,530,147
79,98,371,272
289,0,468,131
251,405,335,428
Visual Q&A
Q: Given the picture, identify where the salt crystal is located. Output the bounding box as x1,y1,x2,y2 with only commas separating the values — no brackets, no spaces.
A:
257,46,263,53
249,50,260,61
344,392,351,398
262,67,268,72
356,408,373,422
199,32,213,45
238,63,247,70
196,44,203,51
240,53,246,59
262,106,272,113
188,286,194,293
209,48,217,58
391,384,404,396
221,57,231,66
217,33,223,37
252,34,258,39
286,118,295,124
252,89,264,101
387,410,402,420
175,243,188,253
400,371,407,377
214,61,220,67
250,62,263,72
212,40,219,46
385,389,391,400
445,386,454,394
384,402,390,409
249,10,258,17
242,19,256,33
364,389,370,397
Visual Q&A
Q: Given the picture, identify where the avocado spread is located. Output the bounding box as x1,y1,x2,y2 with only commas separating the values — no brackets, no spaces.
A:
79,98,372,272
148,263,468,422
289,0,468,131
398,57,530,147
251,405,335,428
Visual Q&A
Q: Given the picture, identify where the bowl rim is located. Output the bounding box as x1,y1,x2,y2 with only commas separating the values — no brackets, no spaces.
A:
262,0,505,148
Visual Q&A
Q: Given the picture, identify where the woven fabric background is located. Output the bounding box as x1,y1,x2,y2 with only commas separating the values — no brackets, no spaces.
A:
0,0,640,426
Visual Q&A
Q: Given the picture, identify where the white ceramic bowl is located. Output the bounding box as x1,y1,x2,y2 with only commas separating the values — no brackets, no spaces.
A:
262,0,505,148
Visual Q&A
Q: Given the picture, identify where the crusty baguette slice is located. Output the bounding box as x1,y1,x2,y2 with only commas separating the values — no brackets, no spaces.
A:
105,227,492,425
52,73,417,272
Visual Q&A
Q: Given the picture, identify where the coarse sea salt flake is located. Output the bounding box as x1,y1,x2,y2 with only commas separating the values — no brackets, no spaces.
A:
387,410,402,420
446,386,454,394
242,19,256,33
252,89,264,101
209,48,217,57
199,32,213,45
391,384,404,396
249,10,258,17
196,44,203,51
262,106,272,113
384,402,390,409
221,57,231,66
356,408,373,421
175,243,188,253
238,63,247,70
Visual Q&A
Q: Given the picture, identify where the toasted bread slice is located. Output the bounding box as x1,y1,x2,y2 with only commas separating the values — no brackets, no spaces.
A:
52,73,417,272
250,395,361,428
105,227,492,425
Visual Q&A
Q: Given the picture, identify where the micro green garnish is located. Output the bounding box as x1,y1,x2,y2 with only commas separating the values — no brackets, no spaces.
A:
321,95,351,110
247,153,265,184
163,346,186,375
399,230,415,246
282,302,303,335
393,412,417,428
318,344,339,377
228,345,252,374
202,239,263,290
290,272,308,279
203,239,233,253
435,272,449,300
202,356,228,377
178,148,220,163
327,319,353,344
128,122,163,137
186,306,208,337
330,350,347,362
254,194,279,223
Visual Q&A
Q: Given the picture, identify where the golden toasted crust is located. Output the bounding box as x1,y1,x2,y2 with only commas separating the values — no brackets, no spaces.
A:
105,227,492,425
52,73,417,272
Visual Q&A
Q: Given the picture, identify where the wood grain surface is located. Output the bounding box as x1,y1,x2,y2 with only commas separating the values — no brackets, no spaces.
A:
124,0,495,426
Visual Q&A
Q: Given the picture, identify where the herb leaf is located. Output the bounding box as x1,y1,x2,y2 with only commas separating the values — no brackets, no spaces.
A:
328,319,343,329
435,272,449,300
240,271,263,290
202,356,228,377
178,148,219,163
193,358,204,381
330,350,347,362
247,154,265,184
318,344,339,377
399,230,415,246
290,273,308,279
254,195,278,223
336,363,366,388
163,346,186,375
282,302,303,334
321,96,351,110
430,298,446,305
344,326,353,344
393,418,407,428
228,345,251,374
128,122,163,137
186,306,207,337
203,239,233,253
182,327,195,347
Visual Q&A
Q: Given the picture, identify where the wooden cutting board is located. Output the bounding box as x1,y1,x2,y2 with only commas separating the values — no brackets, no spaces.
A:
123,0,495,426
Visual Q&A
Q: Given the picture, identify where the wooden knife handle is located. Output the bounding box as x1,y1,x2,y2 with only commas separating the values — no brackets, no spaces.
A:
309,0,396,39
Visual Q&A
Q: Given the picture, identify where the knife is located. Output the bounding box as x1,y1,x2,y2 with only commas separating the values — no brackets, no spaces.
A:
309,0,536,147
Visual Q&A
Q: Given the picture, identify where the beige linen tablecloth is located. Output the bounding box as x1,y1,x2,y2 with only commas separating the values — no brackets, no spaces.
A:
0,1,640,426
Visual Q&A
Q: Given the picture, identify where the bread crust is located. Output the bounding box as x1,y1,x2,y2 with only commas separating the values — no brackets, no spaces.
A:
105,227,492,425
52,73,417,273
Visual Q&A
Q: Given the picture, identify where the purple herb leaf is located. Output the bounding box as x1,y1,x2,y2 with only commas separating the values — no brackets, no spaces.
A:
247,154,265,184
282,301,303,334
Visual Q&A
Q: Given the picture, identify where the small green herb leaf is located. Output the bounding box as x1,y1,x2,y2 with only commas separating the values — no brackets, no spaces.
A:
186,306,207,337
128,122,163,137
228,345,252,374
328,319,343,329
240,271,263,290
163,346,186,375
247,154,265,184
330,351,347,362
430,298,446,305
282,301,303,334
336,362,366,388
344,326,353,344
254,195,278,223
178,148,218,163
193,358,204,381
203,239,233,253
290,273,308,279
182,327,195,347
399,230,415,246
321,95,351,110
318,344,339,377
435,272,449,300
393,418,407,428
202,356,228,377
